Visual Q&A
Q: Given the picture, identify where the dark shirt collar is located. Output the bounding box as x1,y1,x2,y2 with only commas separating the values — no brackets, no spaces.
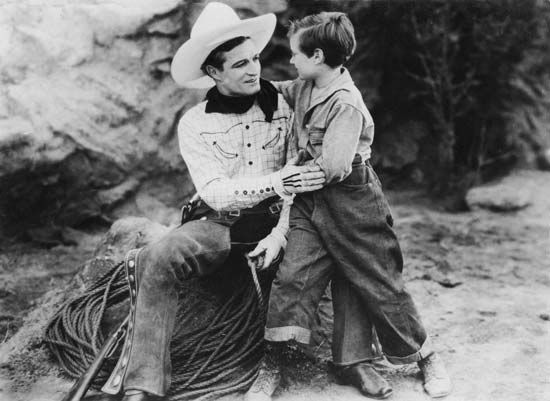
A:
204,78,278,122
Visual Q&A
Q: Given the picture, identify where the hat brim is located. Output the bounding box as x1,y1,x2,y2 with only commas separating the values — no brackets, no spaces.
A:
171,13,276,88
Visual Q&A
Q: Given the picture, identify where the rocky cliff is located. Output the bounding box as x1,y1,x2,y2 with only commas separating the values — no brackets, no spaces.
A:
0,0,287,236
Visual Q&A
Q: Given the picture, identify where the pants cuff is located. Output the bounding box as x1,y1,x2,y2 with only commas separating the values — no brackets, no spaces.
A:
385,336,434,365
264,325,311,344
332,356,384,367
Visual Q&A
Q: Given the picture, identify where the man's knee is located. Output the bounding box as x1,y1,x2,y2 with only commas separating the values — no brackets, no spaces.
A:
137,221,231,281
141,229,188,268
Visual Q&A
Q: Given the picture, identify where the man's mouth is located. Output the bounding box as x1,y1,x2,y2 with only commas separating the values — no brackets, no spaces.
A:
244,78,259,84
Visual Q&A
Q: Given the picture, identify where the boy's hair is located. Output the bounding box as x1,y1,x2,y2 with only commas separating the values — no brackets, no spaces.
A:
201,36,251,74
288,12,356,68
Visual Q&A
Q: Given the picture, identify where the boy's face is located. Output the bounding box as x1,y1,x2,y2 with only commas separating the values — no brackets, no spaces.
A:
208,39,262,97
289,32,319,80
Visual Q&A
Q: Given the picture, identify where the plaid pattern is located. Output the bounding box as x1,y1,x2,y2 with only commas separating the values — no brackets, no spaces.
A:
178,95,296,212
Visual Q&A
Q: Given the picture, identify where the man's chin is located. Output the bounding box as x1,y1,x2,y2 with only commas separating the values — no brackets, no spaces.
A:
224,83,261,97
244,81,261,94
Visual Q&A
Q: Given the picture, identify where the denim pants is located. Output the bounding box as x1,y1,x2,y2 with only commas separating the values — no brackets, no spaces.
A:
122,207,279,396
265,162,432,365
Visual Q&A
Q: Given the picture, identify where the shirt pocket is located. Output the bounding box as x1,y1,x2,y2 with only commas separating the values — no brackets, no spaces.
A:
261,116,289,150
259,116,289,165
199,127,242,173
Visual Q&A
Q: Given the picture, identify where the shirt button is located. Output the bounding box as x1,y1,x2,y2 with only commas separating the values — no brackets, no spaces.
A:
245,125,250,129
243,190,248,195
266,187,271,192
251,190,255,194
235,190,239,195
249,161,253,165
247,143,251,147
260,189,264,193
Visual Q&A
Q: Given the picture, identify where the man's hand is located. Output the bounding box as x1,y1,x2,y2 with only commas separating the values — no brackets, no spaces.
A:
280,151,326,194
247,233,286,270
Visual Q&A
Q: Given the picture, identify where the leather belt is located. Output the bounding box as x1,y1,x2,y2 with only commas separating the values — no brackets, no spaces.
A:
215,201,282,219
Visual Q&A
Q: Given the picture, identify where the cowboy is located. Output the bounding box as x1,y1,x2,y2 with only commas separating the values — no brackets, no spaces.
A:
96,3,326,401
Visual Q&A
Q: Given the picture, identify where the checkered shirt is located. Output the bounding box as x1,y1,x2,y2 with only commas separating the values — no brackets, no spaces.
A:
178,94,296,214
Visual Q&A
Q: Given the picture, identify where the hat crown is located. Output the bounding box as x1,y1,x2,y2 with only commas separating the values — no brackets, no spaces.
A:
191,2,241,38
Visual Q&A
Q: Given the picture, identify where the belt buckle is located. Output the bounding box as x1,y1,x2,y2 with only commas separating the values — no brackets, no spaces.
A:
268,203,282,215
228,210,241,217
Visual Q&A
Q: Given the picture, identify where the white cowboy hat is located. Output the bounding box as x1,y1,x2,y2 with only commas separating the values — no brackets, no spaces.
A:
171,2,276,88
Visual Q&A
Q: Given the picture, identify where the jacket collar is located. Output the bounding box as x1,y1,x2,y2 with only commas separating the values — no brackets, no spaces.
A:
304,67,355,114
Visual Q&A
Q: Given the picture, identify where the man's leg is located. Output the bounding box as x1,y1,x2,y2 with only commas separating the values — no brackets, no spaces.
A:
122,220,232,398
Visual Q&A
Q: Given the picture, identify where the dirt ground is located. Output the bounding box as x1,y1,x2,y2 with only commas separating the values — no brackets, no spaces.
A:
0,170,549,401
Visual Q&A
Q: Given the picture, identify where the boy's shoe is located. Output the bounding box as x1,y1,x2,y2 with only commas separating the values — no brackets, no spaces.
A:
244,361,281,401
418,353,452,398
336,362,393,399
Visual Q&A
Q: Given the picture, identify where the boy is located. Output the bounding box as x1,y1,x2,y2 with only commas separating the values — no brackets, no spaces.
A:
245,11,452,400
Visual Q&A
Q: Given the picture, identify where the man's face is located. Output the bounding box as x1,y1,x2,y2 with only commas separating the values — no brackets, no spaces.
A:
289,32,318,80
209,39,261,96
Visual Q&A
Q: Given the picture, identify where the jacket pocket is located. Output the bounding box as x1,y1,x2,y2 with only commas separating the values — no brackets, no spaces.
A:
309,128,325,145
308,127,325,158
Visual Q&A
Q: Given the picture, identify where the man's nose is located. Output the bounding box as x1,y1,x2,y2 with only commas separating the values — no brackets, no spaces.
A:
247,61,260,75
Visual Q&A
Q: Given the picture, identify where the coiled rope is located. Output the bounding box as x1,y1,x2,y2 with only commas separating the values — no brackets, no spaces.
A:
44,259,268,401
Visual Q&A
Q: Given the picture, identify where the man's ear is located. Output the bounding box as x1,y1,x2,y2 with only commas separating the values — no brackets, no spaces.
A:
205,65,222,82
312,48,325,65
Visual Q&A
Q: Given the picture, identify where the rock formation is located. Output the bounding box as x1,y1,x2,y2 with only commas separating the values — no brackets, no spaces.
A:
0,0,287,236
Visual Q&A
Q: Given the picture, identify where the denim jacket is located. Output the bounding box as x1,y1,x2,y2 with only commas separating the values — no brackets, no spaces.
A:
276,68,374,184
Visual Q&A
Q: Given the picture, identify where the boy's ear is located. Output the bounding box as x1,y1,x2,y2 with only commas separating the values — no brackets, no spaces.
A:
312,48,325,65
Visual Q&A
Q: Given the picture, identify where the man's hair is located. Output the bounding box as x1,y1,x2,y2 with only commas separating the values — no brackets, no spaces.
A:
288,12,356,68
200,36,251,74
